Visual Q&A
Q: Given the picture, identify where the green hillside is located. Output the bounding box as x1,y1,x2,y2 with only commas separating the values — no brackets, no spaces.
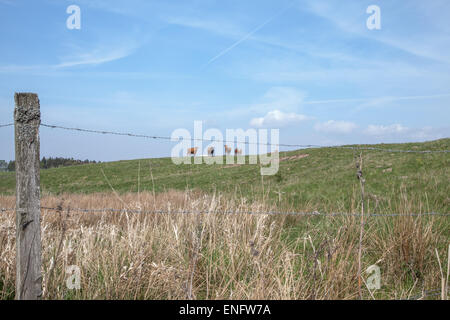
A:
1,138,449,213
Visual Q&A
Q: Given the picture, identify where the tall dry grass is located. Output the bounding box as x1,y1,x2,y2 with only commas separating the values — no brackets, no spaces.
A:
0,191,448,300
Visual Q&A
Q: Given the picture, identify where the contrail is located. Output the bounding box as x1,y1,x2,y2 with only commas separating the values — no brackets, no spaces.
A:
203,2,294,68
303,93,450,105
385,93,450,101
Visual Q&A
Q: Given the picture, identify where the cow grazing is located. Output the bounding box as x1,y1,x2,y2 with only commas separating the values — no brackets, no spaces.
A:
234,148,242,155
187,147,198,156
207,146,215,156
224,145,232,155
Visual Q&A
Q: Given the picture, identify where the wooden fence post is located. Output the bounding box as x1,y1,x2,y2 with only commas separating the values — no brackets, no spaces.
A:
14,92,42,300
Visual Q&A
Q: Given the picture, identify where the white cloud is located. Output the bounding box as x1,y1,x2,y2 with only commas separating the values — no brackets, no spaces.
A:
408,126,447,141
314,120,358,134
362,124,448,142
0,37,142,73
365,124,409,136
251,87,306,113
192,87,307,122
303,0,450,65
250,109,310,128
313,121,447,142
56,45,137,68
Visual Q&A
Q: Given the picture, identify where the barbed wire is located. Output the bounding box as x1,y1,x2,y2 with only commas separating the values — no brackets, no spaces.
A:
39,123,319,148
2,207,449,216
1,122,449,153
40,123,450,153
405,289,448,300
40,123,176,142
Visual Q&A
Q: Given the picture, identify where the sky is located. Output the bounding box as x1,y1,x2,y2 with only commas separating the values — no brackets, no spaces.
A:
0,0,449,161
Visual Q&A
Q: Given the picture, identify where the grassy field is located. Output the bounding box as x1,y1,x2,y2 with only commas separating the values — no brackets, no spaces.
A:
0,138,449,300
0,191,448,300
1,138,449,213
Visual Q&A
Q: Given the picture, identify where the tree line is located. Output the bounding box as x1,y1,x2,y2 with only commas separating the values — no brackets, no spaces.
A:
0,157,100,172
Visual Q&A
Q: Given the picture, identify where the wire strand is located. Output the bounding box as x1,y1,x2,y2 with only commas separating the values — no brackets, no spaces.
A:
39,123,450,153
2,207,449,216
2,122,449,153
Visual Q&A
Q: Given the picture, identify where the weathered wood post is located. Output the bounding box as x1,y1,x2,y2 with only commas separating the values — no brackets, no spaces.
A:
14,92,42,300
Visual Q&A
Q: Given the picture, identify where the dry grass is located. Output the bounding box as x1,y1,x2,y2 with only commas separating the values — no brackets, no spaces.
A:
0,191,448,300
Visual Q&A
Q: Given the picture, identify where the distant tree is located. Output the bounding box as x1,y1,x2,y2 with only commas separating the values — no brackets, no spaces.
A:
41,157,47,169
7,160,15,172
39,157,98,169
6,157,98,171
0,160,7,171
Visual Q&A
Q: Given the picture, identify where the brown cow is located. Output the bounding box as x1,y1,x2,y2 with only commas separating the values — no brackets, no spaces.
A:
207,146,215,156
224,144,232,155
187,147,198,156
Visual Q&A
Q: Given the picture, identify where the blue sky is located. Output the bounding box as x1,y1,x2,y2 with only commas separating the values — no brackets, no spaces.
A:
0,0,449,161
